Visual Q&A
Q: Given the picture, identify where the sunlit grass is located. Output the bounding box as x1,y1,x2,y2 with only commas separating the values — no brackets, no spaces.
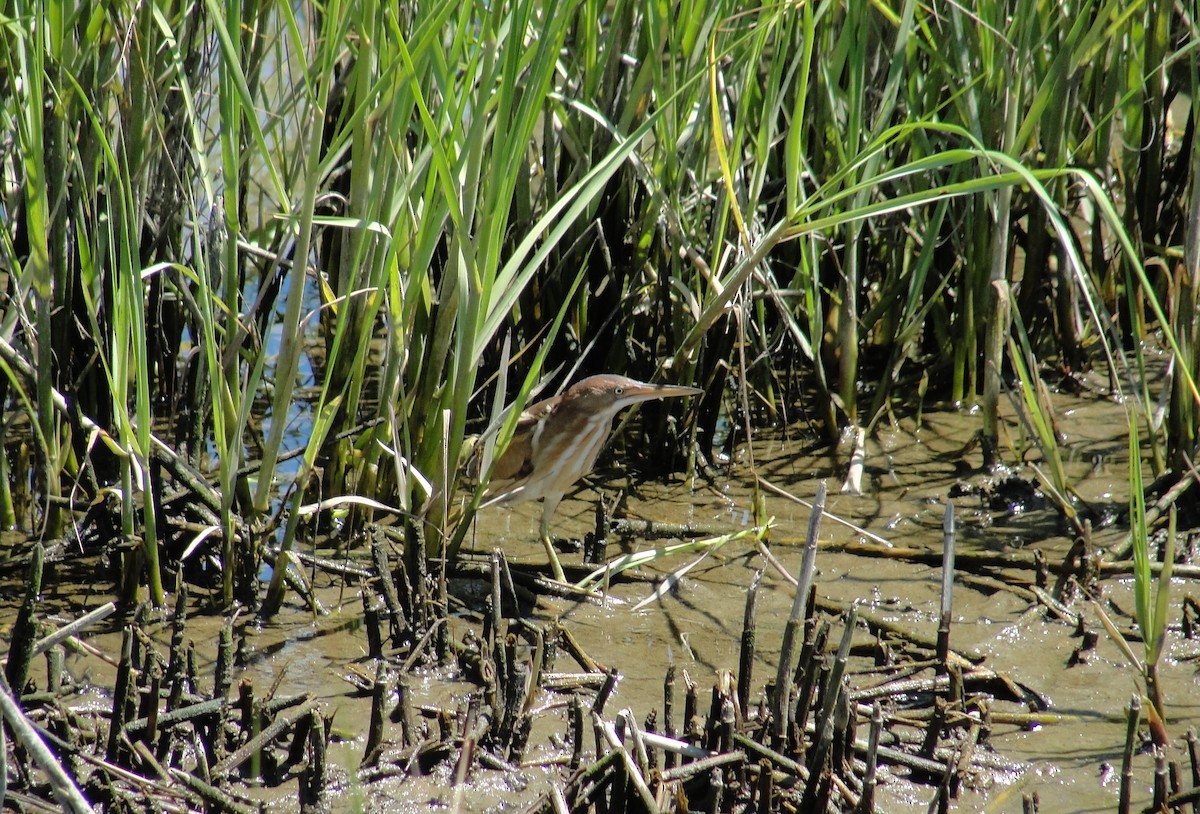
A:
0,0,1195,608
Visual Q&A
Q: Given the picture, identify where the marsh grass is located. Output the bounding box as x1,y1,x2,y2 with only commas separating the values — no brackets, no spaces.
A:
0,1,1197,608
1126,415,1176,724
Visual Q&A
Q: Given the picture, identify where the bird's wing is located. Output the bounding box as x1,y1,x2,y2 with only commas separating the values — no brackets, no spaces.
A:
490,412,537,483
488,394,560,487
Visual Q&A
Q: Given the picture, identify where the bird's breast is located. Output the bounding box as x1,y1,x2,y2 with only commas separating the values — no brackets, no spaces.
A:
530,413,613,487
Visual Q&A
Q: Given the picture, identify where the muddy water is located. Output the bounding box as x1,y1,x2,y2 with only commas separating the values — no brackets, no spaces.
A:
461,400,1195,814
13,387,1200,813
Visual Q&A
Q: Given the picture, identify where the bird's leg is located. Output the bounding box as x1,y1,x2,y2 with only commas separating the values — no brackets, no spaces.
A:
539,495,567,582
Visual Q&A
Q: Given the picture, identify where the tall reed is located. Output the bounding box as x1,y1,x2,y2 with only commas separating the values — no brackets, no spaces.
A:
1,1,1196,606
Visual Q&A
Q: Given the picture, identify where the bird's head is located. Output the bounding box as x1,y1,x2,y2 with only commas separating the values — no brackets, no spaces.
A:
563,374,703,419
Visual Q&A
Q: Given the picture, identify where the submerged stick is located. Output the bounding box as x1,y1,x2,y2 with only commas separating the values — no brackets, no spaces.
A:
214,621,234,698
371,535,406,642
363,661,388,766
391,673,417,748
166,579,189,709
737,569,763,716
810,609,857,781
860,702,883,813
106,628,135,763
1187,727,1199,786
663,662,677,770
937,503,955,670
4,544,44,692
1119,694,1140,814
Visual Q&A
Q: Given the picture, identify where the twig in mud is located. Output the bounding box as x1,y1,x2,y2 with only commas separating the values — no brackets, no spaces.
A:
773,482,825,749
300,708,329,805
1119,694,1140,814
540,671,611,691
454,560,602,601
662,662,677,770
124,697,226,736
451,702,480,788
778,622,816,760
591,668,620,716
757,476,893,546
390,673,417,748
548,782,571,814
1153,747,1167,811
517,621,546,713
32,602,117,658
596,713,661,814
1154,784,1200,812
151,440,224,514
370,535,406,639
857,736,957,779
363,661,389,767
1187,728,1199,786
105,628,135,764
564,748,623,810
937,503,955,670
1029,584,1081,626
658,748,747,783
5,544,44,694
214,621,234,699
639,729,716,759
810,533,1200,582
807,608,857,804
209,696,318,780
618,709,652,776
948,717,982,799
860,702,883,811
570,696,585,772
814,595,984,665
738,569,763,716
607,518,712,539
169,766,259,814
847,667,1042,709
0,672,92,814
397,617,446,672
708,767,726,813
556,622,606,674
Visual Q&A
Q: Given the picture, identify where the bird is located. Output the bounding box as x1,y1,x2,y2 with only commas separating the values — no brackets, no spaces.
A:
472,374,703,581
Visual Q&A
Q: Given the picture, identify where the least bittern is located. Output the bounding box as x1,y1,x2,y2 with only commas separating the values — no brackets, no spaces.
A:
474,374,702,580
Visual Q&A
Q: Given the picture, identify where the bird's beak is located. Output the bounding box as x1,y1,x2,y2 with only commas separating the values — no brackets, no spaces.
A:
619,382,704,406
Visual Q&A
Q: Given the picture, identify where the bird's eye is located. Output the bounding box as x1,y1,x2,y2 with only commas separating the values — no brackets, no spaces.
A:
614,387,624,395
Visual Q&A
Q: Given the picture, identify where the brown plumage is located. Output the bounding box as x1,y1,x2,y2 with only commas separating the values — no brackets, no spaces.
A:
478,374,702,580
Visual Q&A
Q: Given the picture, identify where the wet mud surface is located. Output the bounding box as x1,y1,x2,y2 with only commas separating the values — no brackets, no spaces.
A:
3,389,1199,813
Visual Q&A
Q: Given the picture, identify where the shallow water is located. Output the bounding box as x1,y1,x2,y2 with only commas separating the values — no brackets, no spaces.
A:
375,387,1196,813
8,384,1199,813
